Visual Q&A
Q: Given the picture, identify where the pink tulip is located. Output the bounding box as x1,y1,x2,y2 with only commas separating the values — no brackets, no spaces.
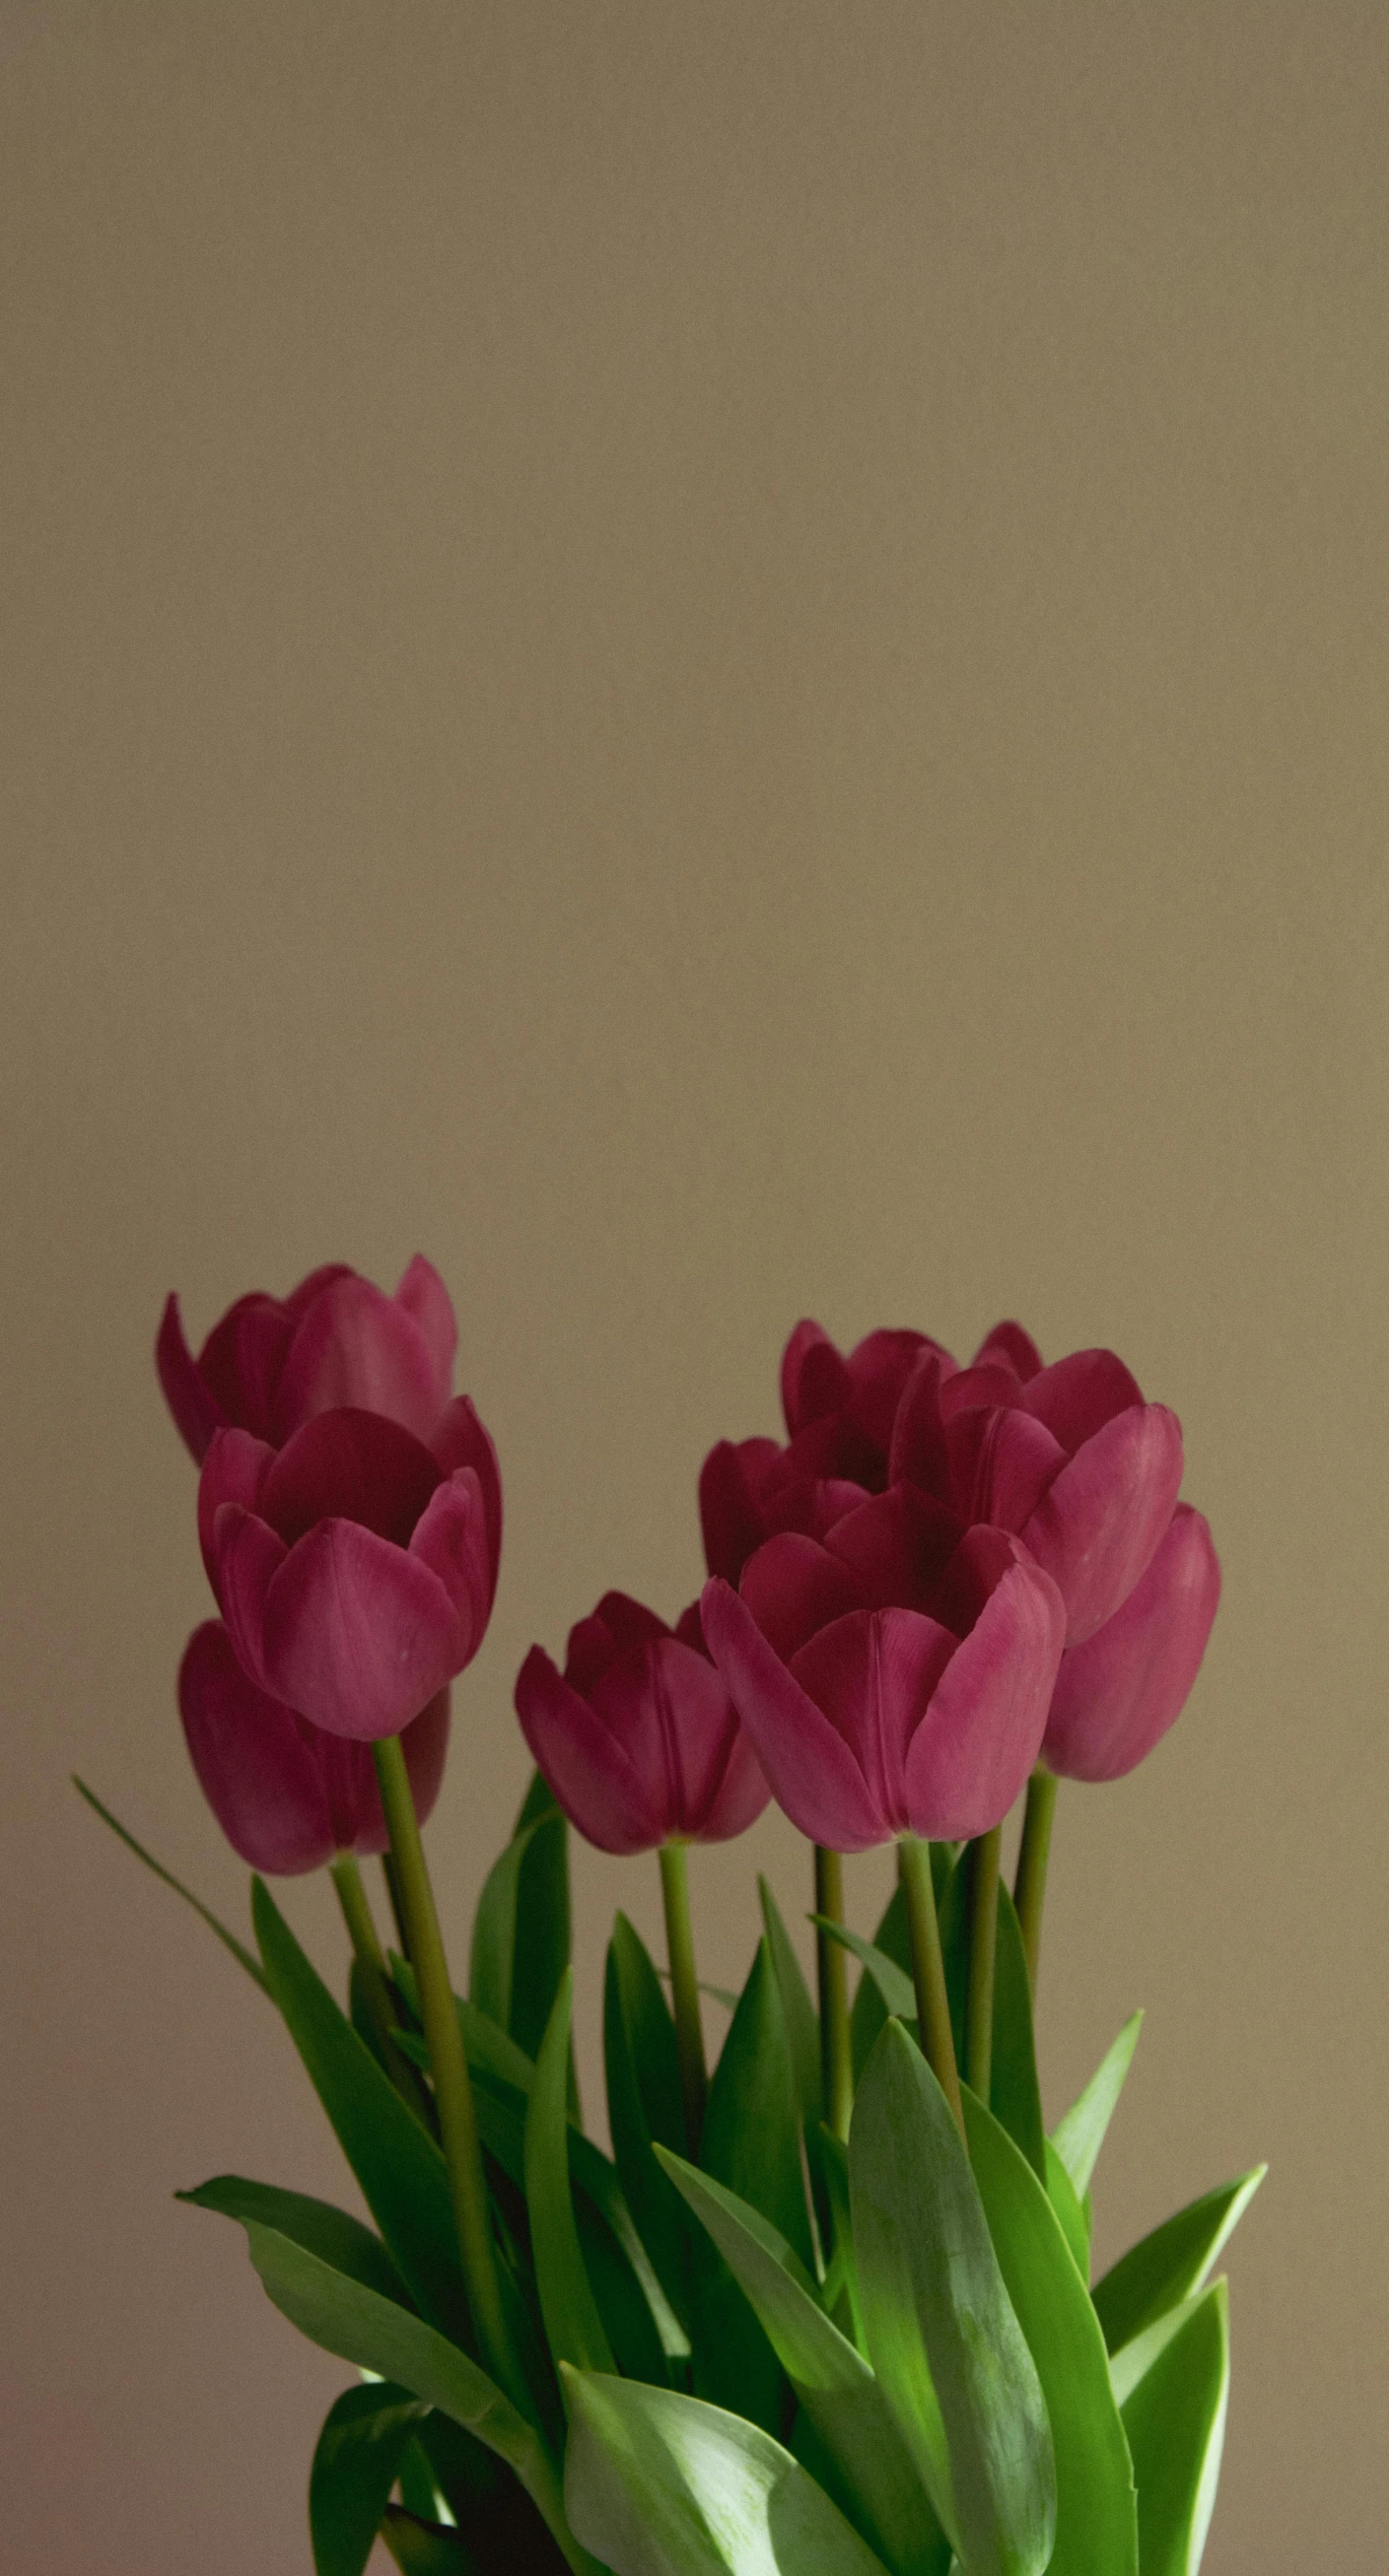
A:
701,1523,1066,1851
198,1402,502,1740
1042,1504,1221,1781
157,1255,457,1464
177,1620,450,1873
515,1591,771,1857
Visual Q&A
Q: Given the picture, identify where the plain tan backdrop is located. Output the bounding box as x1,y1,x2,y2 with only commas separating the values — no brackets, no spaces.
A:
3,6,1386,2570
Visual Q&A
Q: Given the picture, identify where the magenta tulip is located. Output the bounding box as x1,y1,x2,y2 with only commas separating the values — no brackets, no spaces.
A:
701,1523,1066,1852
177,1620,450,1872
515,1591,771,1857
198,1401,502,1740
1042,1504,1220,1781
157,1254,457,1464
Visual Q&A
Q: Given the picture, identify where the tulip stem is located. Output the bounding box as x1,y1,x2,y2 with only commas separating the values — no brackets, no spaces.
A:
814,1846,854,2141
1013,1766,1059,1998
329,1856,435,2128
381,1854,411,1960
964,1827,1002,2101
897,1835,965,2141
373,1736,526,2411
658,1840,707,2151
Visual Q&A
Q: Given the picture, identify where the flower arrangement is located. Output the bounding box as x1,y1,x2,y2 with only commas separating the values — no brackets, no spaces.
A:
82,1254,1259,2576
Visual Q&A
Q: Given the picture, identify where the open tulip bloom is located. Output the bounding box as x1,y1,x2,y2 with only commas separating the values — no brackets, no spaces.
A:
77,1271,1258,2576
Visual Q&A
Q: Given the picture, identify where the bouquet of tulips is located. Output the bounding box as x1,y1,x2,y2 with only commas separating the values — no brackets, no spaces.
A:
82,1255,1262,2576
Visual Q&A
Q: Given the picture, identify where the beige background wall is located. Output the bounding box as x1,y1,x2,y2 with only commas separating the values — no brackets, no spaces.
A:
3,7,1386,2569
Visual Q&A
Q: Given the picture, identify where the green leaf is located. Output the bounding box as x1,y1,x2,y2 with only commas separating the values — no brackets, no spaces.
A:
818,1921,918,2026
178,2175,410,2309
1052,2013,1143,2201
604,1912,694,2323
962,2089,1137,2576
251,1876,469,2339
1043,2142,1090,2283
986,1888,1046,2185
695,1935,811,2428
381,2506,474,2574
72,1776,268,1990
524,1968,614,2380
658,2148,950,2576
1091,2169,1266,2357
240,2220,600,2576
469,1805,571,2064
816,2126,866,2354
850,2019,1055,2575
310,2381,426,2576
1120,2280,1228,2575
757,1875,827,2235
562,2366,891,2576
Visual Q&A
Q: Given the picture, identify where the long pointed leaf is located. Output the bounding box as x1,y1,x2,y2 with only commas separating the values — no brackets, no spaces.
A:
986,1888,1046,2183
1120,2280,1228,2575
758,1875,828,2245
696,1935,808,2428
310,2382,426,2576
816,1920,917,2025
73,1776,267,1989
179,2175,409,2309
1051,2013,1143,2200
658,2148,949,2576
850,2020,1055,2576
1042,2142,1090,2283
524,1968,613,2380
562,2367,891,2576
962,2089,1137,2576
380,2506,473,2572
1091,2170,1266,2356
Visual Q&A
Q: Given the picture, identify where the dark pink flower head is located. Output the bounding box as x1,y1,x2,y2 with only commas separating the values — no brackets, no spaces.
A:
177,1621,450,1873
157,1255,457,1465
198,1400,502,1741
699,1320,952,1587
514,1590,771,1858
702,1516,1067,1853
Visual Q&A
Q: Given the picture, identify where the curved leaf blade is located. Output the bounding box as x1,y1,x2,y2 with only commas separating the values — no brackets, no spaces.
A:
1052,2013,1143,2201
179,2174,410,2310
310,2381,426,2576
1120,2279,1228,2575
1092,2169,1266,2356
1042,2141,1090,2283
524,1967,614,2380
73,1776,267,1989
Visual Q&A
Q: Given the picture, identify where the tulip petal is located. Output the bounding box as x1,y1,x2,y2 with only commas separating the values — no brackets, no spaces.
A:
887,1351,950,1497
792,1608,959,1834
178,1621,333,1874
973,1320,1044,1381
1020,1348,1146,1455
824,1484,963,1612
394,1690,451,1837
260,1408,442,1549
945,1406,1067,1532
737,1532,866,1660
844,1327,939,1452
198,1428,276,1584
938,1361,1026,1419
408,1470,493,1663
283,1262,356,1318
198,1294,297,1442
700,1579,887,1851
903,1559,1066,1839
762,1476,872,1543
156,1295,227,1464
699,1437,782,1584
210,1502,286,1688
430,1397,503,1601
699,1729,773,1842
1022,1403,1184,1644
260,1520,463,1739
932,1525,1028,1636
1043,1506,1220,1782
592,1593,672,1654
590,1637,747,1840
322,1688,453,1855
393,1254,457,1395
274,1274,450,1444
781,1320,852,1435
515,1646,665,1855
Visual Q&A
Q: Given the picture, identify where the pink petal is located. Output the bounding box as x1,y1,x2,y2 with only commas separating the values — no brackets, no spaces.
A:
430,1398,503,1602
945,1406,1067,1531
903,1558,1066,1839
321,1687,453,1855
156,1295,227,1464
1022,1402,1185,1644
590,1636,748,1840
394,1689,451,1836
591,1593,672,1653
762,1477,871,1542
260,1521,464,1739
887,1352,950,1497
931,1525,1028,1636
260,1408,442,1549
1020,1348,1146,1456
973,1320,1043,1381
737,1532,866,1660
938,1361,1025,1420
408,1471,494,1665
701,1579,887,1851
699,1438,782,1584
274,1275,450,1444
177,1621,334,1874
283,1263,356,1319
209,1501,286,1689
844,1328,939,1453
824,1484,963,1612
1043,1506,1220,1782
781,1321,851,1435
672,1600,708,1654
515,1647,665,1855
792,1608,959,1835
198,1295,297,1441
563,1591,671,1693
698,1728,773,1842
393,1254,457,1400
198,1429,275,1584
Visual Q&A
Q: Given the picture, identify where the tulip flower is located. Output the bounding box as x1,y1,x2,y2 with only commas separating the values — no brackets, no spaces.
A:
514,1591,769,1857
157,1254,457,1464
198,1401,502,1740
1042,1503,1221,1782
177,1619,449,1873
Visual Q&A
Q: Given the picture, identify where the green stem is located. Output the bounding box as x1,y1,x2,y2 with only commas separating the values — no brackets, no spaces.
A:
1013,1766,1059,1999
658,1840,707,2150
381,1852,411,1960
897,1834,965,2140
329,1856,434,2127
964,1827,1001,2101
814,1845,854,2141
373,1736,525,2408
